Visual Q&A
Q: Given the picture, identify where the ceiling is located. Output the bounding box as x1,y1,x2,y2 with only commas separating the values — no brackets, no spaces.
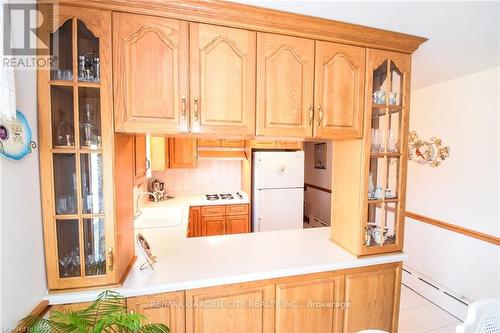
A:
230,0,500,89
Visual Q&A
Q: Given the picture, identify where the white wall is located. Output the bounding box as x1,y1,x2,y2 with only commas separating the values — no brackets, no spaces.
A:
304,141,332,225
405,67,500,301
152,160,242,196
0,2,47,327
0,60,47,331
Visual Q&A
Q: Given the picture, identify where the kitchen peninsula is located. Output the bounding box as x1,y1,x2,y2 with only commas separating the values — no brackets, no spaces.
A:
33,0,426,332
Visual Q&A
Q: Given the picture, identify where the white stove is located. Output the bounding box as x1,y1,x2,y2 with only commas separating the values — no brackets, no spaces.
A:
201,191,248,204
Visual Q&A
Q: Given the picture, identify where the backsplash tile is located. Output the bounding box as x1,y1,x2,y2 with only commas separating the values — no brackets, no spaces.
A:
151,160,242,195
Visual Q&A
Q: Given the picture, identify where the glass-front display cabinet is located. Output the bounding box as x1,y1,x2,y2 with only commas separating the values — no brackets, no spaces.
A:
38,6,133,290
361,49,411,255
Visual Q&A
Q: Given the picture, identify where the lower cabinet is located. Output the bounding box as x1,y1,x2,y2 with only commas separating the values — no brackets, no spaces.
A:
127,291,185,333
188,205,250,237
185,281,275,333
55,263,401,333
342,265,401,333
275,276,343,333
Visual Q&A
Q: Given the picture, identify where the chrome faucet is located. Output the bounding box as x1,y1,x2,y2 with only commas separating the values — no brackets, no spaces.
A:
134,191,156,218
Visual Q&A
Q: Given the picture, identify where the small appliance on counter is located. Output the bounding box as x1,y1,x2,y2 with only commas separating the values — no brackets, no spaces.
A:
148,179,168,201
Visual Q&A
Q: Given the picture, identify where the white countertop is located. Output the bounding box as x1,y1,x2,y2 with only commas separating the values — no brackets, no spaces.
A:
45,193,406,304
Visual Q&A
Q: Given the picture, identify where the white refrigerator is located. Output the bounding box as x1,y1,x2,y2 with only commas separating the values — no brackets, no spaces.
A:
252,151,304,232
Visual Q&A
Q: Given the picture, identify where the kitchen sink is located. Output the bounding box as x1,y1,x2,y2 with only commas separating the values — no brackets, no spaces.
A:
134,206,184,229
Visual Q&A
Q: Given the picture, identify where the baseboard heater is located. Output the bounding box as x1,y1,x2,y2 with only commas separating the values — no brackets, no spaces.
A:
402,265,470,321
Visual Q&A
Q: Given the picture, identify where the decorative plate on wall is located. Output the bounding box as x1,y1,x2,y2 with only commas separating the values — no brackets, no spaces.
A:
0,110,36,161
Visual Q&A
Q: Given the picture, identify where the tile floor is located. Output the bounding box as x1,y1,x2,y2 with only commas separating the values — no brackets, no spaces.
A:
399,285,462,333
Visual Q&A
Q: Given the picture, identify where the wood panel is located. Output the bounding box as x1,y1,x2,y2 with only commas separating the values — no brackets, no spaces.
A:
190,23,256,136
201,216,225,236
113,12,189,133
114,134,136,284
314,41,365,140
197,139,221,147
188,206,201,237
225,215,249,234
186,281,275,333
275,277,342,333
221,139,246,148
133,134,147,185
168,138,197,168
343,264,401,332
127,291,185,333
256,33,314,137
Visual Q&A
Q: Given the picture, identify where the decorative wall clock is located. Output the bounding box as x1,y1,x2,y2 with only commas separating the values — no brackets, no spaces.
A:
408,131,450,167
0,110,37,161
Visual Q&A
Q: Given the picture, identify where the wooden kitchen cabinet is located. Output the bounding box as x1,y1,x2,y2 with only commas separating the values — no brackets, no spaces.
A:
190,23,256,136
198,139,246,148
188,207,201,237
168,138,198,169
251,140,303,150
343,263,401,332
113,13,189,134
314,41,365,140
133,134,148,185
225,215,250,234
38,5,135,290
256,33,315,137
186,281,275,333
127,291,185,333
201,216,225,236
275,276,343,333
332,49,411,257
190,204,250,237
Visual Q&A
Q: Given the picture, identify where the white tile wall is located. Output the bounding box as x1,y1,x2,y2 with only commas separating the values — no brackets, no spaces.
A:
152,160,242,195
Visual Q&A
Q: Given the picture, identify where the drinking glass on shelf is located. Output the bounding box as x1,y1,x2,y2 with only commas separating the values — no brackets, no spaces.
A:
59,256,71,277
387,130,398,153
371,129,384,153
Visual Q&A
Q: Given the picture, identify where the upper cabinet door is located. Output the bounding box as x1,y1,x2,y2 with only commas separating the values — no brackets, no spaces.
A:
113,13,189,134
190,23,256,136
256,33,314,137
314,41,365,140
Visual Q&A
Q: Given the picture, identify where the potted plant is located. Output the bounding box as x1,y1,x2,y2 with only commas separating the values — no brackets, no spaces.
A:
20,290,169,333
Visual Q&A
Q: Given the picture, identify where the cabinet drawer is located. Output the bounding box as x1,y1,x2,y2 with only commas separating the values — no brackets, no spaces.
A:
201,205,226,217
226,204,249,215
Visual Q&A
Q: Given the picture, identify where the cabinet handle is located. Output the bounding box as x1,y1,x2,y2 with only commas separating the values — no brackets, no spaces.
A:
145,159,151,170
193,97,199,122
308,105,313,126
107,247,114,271
181,95,186,120
317,106,323,127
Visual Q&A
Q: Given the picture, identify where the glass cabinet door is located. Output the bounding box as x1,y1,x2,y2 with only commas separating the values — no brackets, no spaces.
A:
364,52,409,250
49,17,108,282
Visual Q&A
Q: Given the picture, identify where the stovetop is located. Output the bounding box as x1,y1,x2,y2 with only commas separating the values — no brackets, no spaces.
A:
202,192,246,203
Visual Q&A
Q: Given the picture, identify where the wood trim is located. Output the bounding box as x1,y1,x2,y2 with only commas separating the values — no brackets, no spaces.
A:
304,182,331,194
41,0,427,54
15,301,51,332
405,211,500,246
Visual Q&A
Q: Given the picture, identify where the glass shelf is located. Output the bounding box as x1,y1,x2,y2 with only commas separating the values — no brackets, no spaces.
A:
49,18,106,280
365,58,405,248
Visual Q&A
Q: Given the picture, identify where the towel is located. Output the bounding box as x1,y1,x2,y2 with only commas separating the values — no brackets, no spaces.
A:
0,0,16,121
